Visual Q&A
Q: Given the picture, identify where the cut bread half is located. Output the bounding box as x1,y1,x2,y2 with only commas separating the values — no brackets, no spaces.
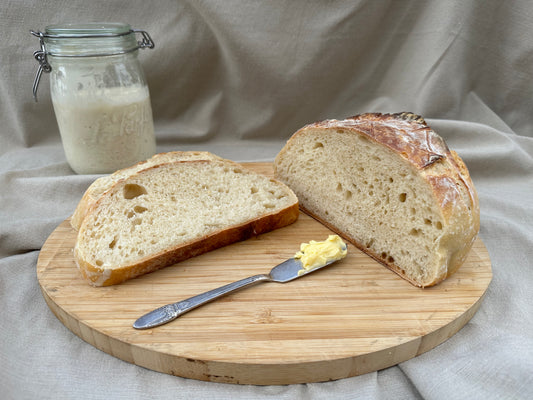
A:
70,151,223,230
274,112,480,287
74,159,299,286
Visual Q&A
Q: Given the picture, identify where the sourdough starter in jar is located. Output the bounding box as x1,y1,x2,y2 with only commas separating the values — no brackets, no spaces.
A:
31,23,156,174
52,85,156,174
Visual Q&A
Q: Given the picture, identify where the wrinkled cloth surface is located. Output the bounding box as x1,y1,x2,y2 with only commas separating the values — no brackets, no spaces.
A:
1,1,532,399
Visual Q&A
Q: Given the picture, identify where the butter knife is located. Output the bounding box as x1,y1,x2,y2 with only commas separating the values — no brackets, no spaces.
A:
133,244,346,330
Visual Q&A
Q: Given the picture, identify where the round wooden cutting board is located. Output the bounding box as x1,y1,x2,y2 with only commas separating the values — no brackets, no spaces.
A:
37,163,492,385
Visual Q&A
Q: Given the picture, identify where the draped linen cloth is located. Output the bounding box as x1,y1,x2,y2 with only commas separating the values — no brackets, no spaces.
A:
1,1,532,398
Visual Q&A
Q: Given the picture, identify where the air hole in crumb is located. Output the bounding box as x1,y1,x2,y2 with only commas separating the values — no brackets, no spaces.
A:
233,168,242,173
410,228,420,236
313,142,324,149
336,129,344,134
251,186,258,194
381,252,387,258
336,183,343,192
436,221,443,230
345,190,353,200
95,260,103,267
123,183,147,200
387,256,395,263
263,203,275,209
132,218,143,226
399,193,407,202
108,237,117,249
424,218,432,225
134,205,148,214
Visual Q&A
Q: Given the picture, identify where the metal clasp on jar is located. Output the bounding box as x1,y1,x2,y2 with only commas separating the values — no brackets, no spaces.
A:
30,30,52,102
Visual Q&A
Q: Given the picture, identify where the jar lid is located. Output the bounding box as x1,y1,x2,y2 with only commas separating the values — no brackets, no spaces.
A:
40,22,140,57
44,22,132,38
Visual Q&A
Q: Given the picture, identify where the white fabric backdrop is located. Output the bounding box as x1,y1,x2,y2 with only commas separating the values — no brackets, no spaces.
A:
1,1,532,399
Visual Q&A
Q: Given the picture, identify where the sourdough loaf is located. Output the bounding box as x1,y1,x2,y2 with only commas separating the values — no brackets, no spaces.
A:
70,151,223,230
274,112,479,287
75,159,299,286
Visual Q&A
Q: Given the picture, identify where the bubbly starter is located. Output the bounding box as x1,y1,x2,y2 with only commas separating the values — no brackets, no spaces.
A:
52,85,156,174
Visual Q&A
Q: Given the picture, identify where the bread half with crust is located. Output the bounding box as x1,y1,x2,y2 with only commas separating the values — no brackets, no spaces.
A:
70,151,223,230
274,112,479,287
75,159,299,286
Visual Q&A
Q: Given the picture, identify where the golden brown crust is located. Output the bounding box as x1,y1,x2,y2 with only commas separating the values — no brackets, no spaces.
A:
275,112,480,287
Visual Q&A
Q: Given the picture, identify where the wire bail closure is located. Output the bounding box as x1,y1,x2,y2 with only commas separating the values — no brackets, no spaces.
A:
30,28,155,102
31,31,52,102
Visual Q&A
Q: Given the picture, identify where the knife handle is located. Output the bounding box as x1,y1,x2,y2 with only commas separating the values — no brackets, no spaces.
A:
175,273,270,315
134,274,270,329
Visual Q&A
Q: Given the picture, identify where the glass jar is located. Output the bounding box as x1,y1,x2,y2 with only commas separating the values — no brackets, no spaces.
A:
31,23,156,174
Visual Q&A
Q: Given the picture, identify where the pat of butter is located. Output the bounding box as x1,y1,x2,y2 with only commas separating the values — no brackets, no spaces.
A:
295,235,347,276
